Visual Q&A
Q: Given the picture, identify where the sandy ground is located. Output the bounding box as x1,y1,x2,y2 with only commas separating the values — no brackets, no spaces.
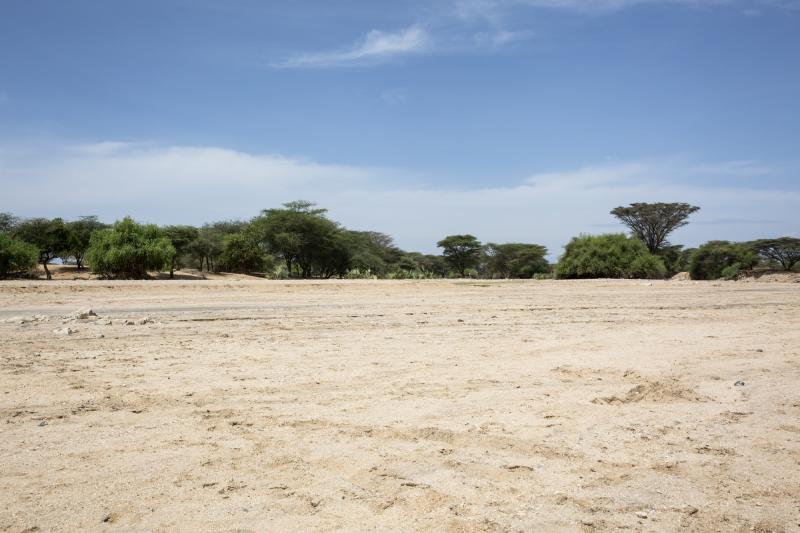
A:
1,278,799,532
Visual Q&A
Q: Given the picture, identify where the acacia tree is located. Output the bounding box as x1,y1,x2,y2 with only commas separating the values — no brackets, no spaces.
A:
0,212,19,233
437,234,483,277
748,237,800,271
13,217,73,280
484,243,549,279
610,202,700,253
163,225,199,277
66,216,108,269
251,201,349,278
689,240,758,280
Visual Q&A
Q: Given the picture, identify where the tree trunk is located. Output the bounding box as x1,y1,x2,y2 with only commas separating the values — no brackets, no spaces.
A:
42,261,51,280
170,255,176,279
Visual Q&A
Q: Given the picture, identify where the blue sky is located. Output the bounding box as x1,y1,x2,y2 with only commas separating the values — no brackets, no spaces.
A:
1,0,798,257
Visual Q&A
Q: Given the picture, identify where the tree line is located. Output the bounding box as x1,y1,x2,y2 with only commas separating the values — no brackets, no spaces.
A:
0,202,797,280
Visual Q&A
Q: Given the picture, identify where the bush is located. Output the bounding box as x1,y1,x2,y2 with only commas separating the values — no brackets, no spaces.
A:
218,234,271,273
0,234,38,278
86,217,175,279
556,234,666,279
689,241,758,280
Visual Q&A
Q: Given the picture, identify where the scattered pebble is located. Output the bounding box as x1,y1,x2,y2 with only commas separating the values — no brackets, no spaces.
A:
53,327,76,336
635,511,648,519
38,420,47,427
734,380,746,386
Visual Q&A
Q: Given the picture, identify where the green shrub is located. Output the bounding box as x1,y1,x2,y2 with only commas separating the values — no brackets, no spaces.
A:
0,234,38,278
556,234,666,279
86,217,175,279
689,241,758,280
218,234,271,273
720,263,742,280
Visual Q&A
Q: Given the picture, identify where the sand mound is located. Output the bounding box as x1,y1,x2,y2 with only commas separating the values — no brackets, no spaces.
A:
670,272,691,281
736,271,800,283
593,380,703,404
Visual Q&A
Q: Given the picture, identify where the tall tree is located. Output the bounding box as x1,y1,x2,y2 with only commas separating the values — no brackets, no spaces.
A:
163,225,199,278
610,202,700,253
0,212,19,234
66,216,108,270
13,218,73,280
251,201,347,278
748,237,800,271
437,234,483,277
484,243,549,279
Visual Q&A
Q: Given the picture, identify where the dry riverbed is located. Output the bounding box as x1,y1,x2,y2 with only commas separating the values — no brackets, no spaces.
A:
1,279,799,531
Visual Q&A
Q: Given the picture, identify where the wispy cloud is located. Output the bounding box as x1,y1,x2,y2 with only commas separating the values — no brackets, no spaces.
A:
1,141,798,258
274,25,429,68
380,89,408,105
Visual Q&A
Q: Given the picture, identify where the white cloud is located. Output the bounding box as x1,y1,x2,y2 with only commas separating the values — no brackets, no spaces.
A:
1,142,797,259
275,25,429,67
380,88,408,105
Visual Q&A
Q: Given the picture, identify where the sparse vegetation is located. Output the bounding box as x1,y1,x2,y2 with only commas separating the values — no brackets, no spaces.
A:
1,201,794,281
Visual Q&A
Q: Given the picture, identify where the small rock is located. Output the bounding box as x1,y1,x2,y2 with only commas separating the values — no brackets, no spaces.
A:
635,511,648,519
137,317,152,325
755,349,764,353
96,334,105,339
123,319,135,326
74,308,97,320
734,380,745,386
457,319,464,323
54,327,76,336
684,506,698,515
38,420,48,427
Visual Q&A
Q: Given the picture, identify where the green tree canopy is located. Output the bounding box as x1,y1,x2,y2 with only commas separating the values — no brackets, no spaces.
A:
66,216,108,270
86,217,175,279
437,234,483,277
689,240,759,280
0,234,38,278
13,217,74,279
0,212,19,234
218,232,271,274
556,234,666,279
251,201,348,278
611,202,700,253
484,243,549,279
748,237,800,271
163,225,200,277
340,230,403,276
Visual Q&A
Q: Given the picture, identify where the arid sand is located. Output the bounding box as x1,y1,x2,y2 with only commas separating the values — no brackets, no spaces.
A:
1,279,799,532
